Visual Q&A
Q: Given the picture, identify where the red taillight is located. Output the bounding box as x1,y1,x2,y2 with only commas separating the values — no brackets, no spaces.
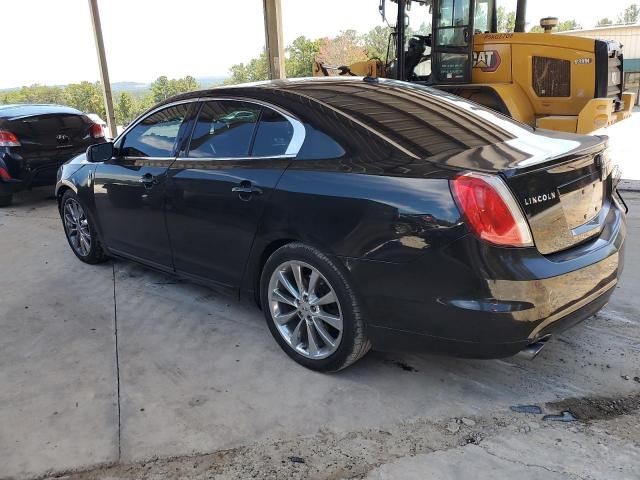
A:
0,166,10,180
0,129,20,147
89,123,105,139
451,172,533,247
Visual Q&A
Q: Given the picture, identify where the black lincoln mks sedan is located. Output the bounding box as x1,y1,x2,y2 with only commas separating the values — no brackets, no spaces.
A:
55,77,626,371
0,104,105,206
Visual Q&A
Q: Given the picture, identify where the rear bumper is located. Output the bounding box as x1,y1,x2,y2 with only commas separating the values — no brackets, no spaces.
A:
345,202,626,358
366,281,615,358
1,147,89,190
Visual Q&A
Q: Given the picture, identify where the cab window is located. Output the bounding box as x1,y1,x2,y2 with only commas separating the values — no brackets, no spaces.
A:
121,104,189,157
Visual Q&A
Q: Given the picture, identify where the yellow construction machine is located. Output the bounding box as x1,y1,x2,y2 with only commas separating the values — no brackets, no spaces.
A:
313,0,636,134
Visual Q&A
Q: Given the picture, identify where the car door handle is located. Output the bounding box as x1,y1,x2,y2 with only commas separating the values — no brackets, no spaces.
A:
139,173,159,187
232,181,263,200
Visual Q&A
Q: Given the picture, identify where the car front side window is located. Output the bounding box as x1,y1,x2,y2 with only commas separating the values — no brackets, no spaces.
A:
120,104,190,158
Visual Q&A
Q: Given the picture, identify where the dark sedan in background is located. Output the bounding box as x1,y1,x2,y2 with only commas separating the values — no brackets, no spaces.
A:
56,78,626,371
0,104,105,206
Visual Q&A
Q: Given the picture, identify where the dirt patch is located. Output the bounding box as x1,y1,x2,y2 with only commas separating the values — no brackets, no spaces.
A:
38,394,640,480
384,359,419,372
546,392,640,422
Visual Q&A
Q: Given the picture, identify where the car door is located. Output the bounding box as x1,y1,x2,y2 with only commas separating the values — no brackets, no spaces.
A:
165,98,304,288
93,102,193,270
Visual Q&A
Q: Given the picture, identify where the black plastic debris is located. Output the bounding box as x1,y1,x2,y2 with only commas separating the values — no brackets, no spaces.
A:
542,411,577,422
510,405,542,414
288,456,305,464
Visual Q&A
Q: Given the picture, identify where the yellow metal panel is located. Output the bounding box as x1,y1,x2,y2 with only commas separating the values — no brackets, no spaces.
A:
577,99,614,134
536,116,578,132
511,44,596,116
478,83,536,126
471,43,512,84
474,32,596,53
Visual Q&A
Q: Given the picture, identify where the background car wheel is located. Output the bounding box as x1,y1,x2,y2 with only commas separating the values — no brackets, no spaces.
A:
0,194,12,207
61,190,108,264
260,242,371,371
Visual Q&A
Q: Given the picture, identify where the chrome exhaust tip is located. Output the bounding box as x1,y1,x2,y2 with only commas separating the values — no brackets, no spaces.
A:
518,335,551,360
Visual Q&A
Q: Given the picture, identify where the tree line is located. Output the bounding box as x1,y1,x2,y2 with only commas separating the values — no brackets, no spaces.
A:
0,75,201,126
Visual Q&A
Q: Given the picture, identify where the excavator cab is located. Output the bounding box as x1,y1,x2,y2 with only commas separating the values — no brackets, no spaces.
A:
431,0,475,83
318,0,634,133
381,0,498,84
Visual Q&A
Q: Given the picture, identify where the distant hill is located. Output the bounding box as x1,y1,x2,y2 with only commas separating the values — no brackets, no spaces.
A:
111,81,149,92
1,76,229,94
195,76,228,87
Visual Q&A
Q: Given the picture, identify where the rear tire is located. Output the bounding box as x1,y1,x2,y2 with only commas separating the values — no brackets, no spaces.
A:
260,242,371,371
61,190,108,264
0,194,12,207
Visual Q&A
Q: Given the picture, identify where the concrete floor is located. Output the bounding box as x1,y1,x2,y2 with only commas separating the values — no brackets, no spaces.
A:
1,188,639,480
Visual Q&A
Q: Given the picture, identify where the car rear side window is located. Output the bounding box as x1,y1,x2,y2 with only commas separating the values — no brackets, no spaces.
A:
296,124,346,160
188,101,261,158
121,104,189,157
251,108,294,157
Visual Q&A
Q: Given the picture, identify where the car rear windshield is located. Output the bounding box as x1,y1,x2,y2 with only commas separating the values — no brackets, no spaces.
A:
286,80,533,159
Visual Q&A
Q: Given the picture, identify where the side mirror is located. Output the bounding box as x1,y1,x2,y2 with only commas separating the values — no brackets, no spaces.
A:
87,142,114,163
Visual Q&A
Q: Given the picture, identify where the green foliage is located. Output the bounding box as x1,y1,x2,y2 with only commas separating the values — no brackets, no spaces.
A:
316,30,368,67
617,3,640,23
596,17,613,26
115,92,136,126
529,25,545,33
496,6,515,32
286,36,321,78
557,19,580,31
63,81,106,118
0,75,200,126
361,25,392,61
0,84,66,105
149,75,200,103
224,52,270,85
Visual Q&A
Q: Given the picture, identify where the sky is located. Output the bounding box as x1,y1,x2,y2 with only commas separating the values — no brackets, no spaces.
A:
1,0,637,89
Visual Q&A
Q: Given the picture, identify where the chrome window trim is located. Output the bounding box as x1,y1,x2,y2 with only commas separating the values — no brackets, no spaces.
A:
120,156,176,162
115,96,306,160
173,154,296,162
196,96,305,156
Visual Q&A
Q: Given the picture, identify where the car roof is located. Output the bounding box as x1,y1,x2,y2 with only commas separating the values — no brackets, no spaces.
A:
0,103,84,119
159,77,532,159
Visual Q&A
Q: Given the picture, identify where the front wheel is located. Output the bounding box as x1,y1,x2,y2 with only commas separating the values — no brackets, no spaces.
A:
260,243,370,371
61,190,108,264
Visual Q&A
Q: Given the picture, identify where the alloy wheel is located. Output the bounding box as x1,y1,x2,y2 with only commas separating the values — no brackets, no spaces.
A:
63,198,92,257
268,260,343,359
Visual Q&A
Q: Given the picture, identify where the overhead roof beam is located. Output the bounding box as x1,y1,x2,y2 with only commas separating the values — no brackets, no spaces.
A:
263,0,286,79
88,0,117,138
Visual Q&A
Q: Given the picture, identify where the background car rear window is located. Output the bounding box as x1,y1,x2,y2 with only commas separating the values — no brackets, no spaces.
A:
121,104,189,157
188,101,261,158
251,108,294,156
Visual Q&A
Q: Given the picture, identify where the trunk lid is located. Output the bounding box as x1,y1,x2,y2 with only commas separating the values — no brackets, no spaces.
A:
6,112,96,160
441,130,612,254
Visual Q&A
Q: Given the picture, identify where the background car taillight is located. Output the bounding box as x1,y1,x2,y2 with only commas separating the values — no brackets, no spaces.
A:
450,172,533,247
0,129,21,147
89,123,105,139
0,166,11,180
